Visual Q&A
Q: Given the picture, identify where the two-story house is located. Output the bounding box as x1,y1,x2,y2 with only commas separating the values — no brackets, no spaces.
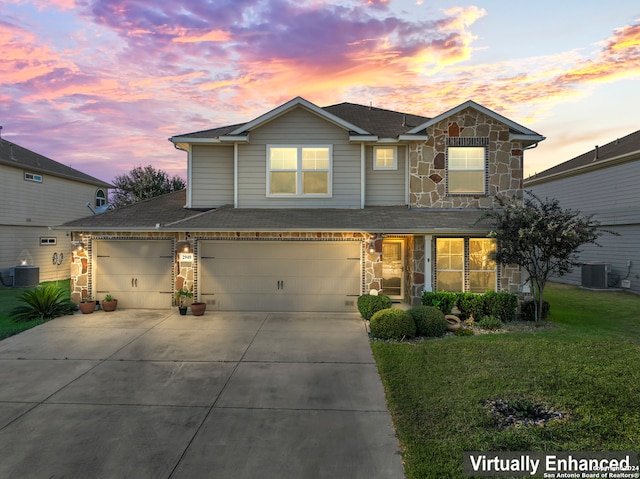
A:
60,97,544,310
0,138,111,286
525,130,640,294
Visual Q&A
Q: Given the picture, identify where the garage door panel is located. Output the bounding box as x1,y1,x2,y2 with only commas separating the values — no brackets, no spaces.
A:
200,241,362,312
94,240,172,309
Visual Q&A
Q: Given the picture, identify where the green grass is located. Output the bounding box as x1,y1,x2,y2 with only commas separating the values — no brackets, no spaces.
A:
0,279,71,340
372,282,640,479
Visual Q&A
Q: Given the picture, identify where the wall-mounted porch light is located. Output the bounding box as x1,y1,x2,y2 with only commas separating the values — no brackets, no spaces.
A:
72,241,86,252
368,234,381,255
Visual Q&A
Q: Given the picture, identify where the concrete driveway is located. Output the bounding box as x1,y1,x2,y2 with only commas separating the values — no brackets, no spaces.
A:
0,310,405,478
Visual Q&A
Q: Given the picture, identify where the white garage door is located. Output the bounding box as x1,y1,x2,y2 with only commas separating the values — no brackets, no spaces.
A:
199,241,361,311
94,240,173,309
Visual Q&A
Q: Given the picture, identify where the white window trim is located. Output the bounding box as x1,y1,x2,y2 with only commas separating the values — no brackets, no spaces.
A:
266,145,333,197
40,237,57,245
373,146,398,170
446,145,487,195
96,189,107,207
24,172,43,183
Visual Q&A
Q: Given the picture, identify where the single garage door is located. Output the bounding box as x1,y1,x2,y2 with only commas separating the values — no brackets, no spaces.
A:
200,241,361,311
94,240,173,309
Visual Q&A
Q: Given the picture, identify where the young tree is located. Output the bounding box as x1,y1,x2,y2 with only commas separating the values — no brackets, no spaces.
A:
480,191,613,321
111,165,185,207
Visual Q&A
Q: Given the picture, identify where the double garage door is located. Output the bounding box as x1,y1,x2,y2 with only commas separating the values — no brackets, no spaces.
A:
200,241,362,312
93,239,362,312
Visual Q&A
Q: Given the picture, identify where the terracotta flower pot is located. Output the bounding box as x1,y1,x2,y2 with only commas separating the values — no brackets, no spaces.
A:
445,314,461,331
101,299,118,312
79,301,96,314
190,302,206,316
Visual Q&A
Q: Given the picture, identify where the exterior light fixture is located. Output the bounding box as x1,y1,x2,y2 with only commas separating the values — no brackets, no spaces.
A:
72,241,86,252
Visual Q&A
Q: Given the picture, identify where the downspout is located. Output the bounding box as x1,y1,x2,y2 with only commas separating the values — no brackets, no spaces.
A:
360,143,365,209
234,143,239,208
405,145,410,207
174,143,192,207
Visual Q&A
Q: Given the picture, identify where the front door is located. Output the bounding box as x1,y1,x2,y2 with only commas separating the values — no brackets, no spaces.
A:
381,239,404,299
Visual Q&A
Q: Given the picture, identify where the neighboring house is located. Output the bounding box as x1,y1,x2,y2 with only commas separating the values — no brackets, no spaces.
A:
525,130,640,294
60,97,544,310
0,137,112,285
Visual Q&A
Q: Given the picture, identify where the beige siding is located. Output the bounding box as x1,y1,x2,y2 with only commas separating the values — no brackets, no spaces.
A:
528,159,640,294
0,225,70,282
365,145,406,206
0,164,104,225
191,145,234,208
237,107,362,208
0,163,106,283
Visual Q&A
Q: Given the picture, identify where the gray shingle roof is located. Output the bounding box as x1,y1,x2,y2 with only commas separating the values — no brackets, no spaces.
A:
59,189,492,233
59,189,196,229
174,103,429,140
526,129,640,182
0,138,112,187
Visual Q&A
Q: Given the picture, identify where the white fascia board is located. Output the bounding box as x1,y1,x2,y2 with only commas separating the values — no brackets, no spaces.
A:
219,135,249,143
349,135,378,142
398,134,429,141
406,100,541,137
510,133,545,142
229,96,371,135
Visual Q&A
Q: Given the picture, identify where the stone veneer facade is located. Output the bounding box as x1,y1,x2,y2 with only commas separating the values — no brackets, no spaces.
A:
410,107,524,208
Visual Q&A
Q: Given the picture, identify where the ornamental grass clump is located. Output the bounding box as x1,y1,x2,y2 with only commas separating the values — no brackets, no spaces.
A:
408,305,448,337
478,315,504,330
369,308,416,340
357,293,392,320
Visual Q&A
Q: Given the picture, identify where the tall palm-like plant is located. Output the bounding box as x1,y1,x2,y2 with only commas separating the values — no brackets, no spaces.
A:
10,284,76,322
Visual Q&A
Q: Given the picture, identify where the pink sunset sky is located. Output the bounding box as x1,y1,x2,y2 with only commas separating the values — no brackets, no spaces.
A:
1,0,639,184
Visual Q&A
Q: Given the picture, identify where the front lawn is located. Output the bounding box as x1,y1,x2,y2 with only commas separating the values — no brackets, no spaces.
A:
372,282,640,478
0,279,71,340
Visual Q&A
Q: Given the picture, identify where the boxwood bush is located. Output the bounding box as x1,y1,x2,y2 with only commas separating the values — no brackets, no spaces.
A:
420,291,457,315
408,306,448,337
357,294,392,320
369,308,416,340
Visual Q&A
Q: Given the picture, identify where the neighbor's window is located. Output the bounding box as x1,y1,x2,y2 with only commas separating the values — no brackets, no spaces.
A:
24,172,43,183
96,189,107,207
447,146,485,194
436,237,496,292
268,146,331,196
40,237,57,245
374,147,397,170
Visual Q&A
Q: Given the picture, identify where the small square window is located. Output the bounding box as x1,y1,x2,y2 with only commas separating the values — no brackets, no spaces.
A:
40,237,57,245
374,147,397,170
25,172,43,183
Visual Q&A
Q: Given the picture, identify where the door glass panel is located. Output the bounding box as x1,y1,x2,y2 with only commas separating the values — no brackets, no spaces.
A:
382,240,403,298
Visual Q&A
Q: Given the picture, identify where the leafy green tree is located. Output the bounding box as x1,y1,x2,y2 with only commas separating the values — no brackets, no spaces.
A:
111,165,185,207
480,191,613,321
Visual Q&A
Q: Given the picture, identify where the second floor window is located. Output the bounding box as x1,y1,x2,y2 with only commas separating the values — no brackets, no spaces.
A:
267,146,331,197
447,146,486,194
374,147,397,170
96,189,107,207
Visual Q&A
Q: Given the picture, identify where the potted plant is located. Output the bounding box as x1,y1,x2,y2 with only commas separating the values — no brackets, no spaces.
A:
175,289,193,315
79,297,96,314
190,300,206,316
101,294,118,312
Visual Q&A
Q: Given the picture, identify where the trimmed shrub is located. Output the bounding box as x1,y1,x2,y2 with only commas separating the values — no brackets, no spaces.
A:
408,306,447,337
420,291,457,315
483,291,518,323
456,293,484,320
478,315,504,330
10,284,77,322
369,308,416,340
357,294,392,320
520,299,551,321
